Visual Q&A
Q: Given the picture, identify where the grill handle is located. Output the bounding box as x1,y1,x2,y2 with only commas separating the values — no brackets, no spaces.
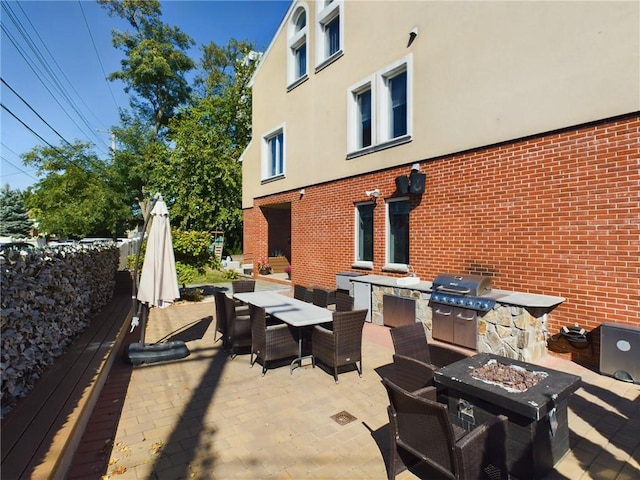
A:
435,285,471,295
456,311,476,321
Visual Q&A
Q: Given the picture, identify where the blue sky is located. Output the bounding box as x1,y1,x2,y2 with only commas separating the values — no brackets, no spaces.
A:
1,0,291,192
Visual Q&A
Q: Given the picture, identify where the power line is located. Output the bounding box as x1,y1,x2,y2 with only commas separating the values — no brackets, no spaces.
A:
1,3,110,154
0,155,38,181
77,0,121,115
1,77,73,147
1,103,62,153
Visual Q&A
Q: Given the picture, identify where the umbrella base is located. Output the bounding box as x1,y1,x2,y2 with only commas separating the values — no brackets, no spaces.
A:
125,341,190,366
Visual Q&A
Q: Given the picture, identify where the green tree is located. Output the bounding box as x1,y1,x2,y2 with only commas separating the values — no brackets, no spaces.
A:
99,0,195,138
22,142,132,238
166,40,258,251
0,185,32,237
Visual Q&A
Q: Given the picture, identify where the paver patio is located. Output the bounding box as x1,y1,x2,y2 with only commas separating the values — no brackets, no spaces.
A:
68,283,640,480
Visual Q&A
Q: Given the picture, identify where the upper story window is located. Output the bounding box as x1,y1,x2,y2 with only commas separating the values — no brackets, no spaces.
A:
287,6,308,88
262,126,285,181
347,55,413,157
316,0,343,70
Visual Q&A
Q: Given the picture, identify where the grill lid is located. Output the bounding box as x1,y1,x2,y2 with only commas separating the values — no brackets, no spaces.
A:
432,273,493,297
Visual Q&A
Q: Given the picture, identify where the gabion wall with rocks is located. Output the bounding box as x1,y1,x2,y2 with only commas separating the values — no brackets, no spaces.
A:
0,245,119,415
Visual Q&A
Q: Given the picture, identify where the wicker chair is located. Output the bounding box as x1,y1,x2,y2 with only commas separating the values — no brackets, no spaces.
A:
335,291,354,311
231,279,255,316
249,305,299,375
390,322,432,365
382,378,509,480
391,354,437,396
312,287,335,308
231,279,256,294
312,309,367,383
294,284,311,302
213,291,228,348
223,295,252,358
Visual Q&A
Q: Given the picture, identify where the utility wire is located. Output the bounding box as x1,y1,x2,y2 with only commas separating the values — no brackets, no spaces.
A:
1,77,73,147
77,0,120,114
1,103,63,153
0,155,38,181
1,3,110,153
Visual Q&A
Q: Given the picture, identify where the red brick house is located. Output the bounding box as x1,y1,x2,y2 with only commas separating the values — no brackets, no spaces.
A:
240,1,639,363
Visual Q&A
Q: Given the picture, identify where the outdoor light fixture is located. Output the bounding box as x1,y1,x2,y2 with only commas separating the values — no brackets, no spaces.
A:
407,27,418,47
365,189,381,198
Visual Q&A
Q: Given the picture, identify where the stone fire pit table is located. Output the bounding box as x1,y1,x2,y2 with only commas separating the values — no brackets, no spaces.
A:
434,353,581,480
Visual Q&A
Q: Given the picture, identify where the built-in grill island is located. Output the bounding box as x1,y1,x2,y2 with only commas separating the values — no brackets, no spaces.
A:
347,273,565,362
430,273,496,350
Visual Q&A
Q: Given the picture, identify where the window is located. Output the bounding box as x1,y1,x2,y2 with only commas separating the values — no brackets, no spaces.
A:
387,198,409,266
388,70,407,138
287,6,308,87
347,55,412,156
356,203,374,264
262,127,285,180
316,0,343,68
357,88,372,148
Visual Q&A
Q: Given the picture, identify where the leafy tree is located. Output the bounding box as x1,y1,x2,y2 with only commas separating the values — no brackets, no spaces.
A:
0,185,32,237
166,40,259,251
98,0,195,138
22,141,132,238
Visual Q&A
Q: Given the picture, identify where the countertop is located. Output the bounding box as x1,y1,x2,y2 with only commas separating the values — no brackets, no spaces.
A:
349,274,565,309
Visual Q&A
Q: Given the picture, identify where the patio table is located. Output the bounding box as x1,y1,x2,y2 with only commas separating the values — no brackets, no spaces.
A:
233,291,333,372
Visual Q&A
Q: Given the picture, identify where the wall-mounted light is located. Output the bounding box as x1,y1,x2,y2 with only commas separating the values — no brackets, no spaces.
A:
365,188,381,198
407,27,418,47
299,188,305,198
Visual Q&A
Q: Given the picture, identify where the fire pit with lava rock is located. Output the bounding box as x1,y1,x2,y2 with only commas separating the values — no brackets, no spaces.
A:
470,359,548,392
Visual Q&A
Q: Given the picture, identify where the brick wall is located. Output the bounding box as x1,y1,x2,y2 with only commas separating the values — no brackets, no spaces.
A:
244,114,639,362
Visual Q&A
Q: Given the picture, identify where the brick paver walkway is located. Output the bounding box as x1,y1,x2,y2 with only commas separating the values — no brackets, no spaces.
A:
68,287,640,479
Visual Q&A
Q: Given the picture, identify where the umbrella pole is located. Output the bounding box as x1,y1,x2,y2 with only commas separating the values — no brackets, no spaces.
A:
131,194,160,343
139,303,149,345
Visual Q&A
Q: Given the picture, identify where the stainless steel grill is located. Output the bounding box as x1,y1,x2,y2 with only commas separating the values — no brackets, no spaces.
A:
430,273,496,349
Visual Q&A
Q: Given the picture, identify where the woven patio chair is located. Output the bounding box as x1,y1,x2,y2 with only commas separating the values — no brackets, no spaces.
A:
391,354,437,397
213,291,228,348
231,279,255,316
224,295,252,358
390,322,432,365
382,378,509,480
293,284,311,302
249,305,299,375
312,309,367,383
312,287,335,308
335,291,354,311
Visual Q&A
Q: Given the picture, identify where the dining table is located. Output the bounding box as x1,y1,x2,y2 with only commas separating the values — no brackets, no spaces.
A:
233,291,333,372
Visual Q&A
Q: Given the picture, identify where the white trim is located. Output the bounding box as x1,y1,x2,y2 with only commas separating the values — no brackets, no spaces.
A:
355,201,375,265
347,54,413,157
261,124,286,180
385,197,410,266
287,3,309,88
315,0,343,67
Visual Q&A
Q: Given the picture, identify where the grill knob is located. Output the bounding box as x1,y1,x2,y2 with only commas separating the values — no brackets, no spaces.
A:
455,297,464,306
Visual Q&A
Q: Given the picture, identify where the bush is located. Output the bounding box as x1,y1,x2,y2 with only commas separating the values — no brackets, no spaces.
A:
175,262,198,286
172,228,213,273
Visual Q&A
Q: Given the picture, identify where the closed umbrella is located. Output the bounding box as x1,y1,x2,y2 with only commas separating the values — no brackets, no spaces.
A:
127,194,189,365
137,197,180,311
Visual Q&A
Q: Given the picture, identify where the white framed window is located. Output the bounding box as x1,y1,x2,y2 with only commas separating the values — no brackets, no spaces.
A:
287,5,308,88
262,126,285,180
385,197,410,268
347,55,412,157
355,202,374,267
316,0,343,69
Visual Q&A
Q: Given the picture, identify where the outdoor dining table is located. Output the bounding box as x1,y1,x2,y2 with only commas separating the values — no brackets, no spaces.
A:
233,291,333,372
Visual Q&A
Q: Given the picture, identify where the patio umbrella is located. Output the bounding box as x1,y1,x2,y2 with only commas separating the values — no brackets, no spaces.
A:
136,196,180,312
127,194,188,365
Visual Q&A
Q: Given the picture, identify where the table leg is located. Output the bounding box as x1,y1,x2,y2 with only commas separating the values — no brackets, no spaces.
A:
290,326,315,374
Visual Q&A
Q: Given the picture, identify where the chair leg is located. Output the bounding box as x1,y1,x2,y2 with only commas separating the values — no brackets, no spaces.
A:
357,360,363,377
333,366,339,384
261,363,267,376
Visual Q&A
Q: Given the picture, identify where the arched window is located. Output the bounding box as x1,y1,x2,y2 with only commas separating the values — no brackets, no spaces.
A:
287,5,308,88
